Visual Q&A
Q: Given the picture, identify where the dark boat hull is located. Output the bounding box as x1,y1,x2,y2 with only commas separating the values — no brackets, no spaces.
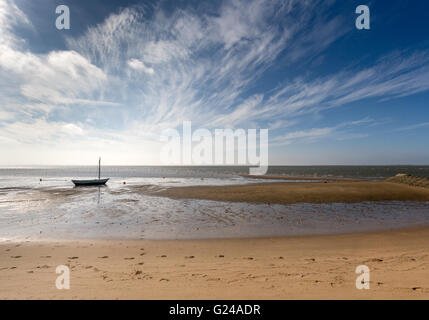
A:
72,178,109,186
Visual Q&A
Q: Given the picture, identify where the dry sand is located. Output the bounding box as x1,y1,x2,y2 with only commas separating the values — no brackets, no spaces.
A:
148,181,429,205
1,227,429,299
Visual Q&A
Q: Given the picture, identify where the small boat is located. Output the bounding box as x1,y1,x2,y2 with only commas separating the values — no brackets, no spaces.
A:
72,178,109,186
72,157,109,186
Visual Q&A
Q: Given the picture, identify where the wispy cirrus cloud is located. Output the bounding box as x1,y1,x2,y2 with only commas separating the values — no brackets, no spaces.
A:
262,51,429,120
0,0,31,47
65,0,351,133
395,122,429,132
271,118,375,146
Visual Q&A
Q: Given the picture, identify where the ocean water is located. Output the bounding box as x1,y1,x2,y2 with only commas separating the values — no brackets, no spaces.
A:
1,166,429,241
2,165,429,182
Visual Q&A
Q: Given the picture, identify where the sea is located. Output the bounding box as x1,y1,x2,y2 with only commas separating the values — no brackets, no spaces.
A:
1,165,429,241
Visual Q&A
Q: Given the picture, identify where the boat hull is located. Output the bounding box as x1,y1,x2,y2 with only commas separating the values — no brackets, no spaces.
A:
72,178,109,186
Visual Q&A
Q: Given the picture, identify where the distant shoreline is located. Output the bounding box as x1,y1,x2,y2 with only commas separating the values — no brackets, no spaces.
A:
144,180,429,205
241,174,366,181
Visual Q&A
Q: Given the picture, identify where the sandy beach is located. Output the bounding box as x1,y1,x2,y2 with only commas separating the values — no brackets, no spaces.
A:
1,178,429,299
1,226,429,300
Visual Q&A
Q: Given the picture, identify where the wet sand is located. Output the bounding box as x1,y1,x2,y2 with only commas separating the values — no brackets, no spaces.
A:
4,179,429,241
150,181,429,205
1,227,429,299
242,174,363,181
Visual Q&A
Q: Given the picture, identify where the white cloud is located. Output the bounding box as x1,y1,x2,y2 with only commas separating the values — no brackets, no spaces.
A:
127,58,154,75
0,47,111,106
0,118,85,144
141,40,189,64
0,110,14,120
0,0,31,47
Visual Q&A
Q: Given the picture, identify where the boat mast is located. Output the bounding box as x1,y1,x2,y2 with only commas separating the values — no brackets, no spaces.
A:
98,157,101,179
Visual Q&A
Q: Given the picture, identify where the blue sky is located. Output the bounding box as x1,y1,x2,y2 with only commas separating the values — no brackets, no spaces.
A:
0,0,429,165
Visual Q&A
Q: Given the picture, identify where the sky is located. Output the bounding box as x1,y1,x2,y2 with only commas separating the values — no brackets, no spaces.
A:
0,0,429,165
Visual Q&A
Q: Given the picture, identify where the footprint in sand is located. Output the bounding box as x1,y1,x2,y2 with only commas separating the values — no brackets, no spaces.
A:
40,256,51,258
159,278,169,282
124,257,135,260
245,257,254,260
27,270,34,273
135,270,142,275
207,277,221,281
217,255,225,258
11,256,22,259
98,256,109,259
185,256,195,259
160,255,167,258
68,257,79,260
137,262,144,265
